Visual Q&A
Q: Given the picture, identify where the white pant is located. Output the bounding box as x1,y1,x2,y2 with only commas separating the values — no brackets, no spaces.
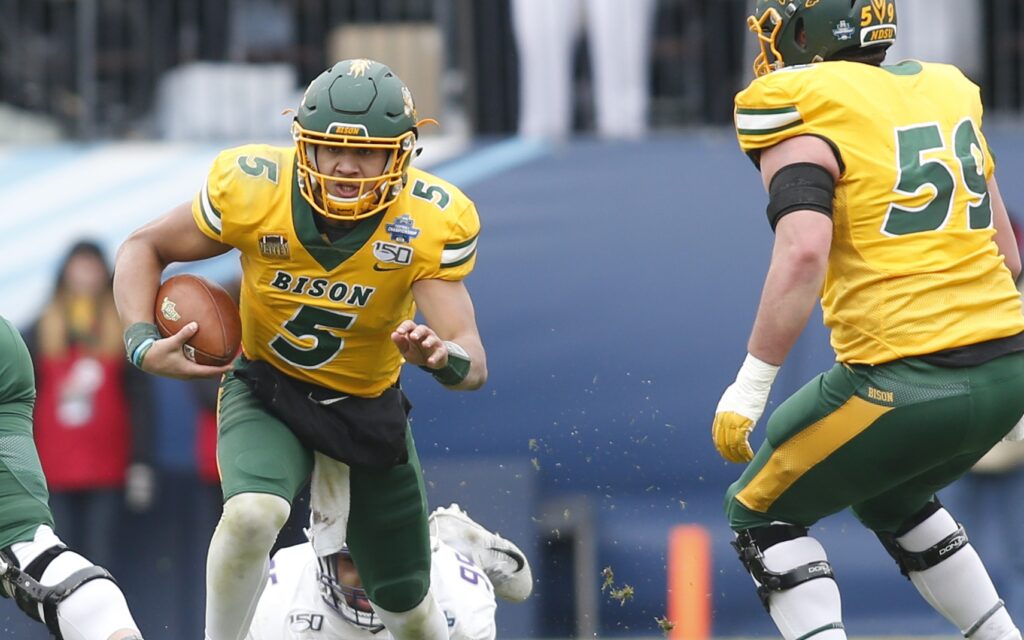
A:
511,0,656,139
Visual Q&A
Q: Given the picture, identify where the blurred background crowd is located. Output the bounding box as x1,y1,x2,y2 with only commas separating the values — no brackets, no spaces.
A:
3,1,1024,638
3,0,1024,142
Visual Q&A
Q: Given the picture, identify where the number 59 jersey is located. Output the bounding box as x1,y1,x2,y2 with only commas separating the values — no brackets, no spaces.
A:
192,145,479,396
736,60,1024,365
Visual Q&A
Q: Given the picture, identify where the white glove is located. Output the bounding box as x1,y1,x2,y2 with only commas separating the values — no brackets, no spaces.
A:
712,354,780,463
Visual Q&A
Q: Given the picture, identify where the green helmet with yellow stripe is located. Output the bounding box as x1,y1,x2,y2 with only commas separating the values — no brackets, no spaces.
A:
292,59,421,221
748,0,898,77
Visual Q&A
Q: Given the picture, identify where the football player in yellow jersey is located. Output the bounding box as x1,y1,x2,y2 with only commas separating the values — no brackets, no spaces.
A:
712,1,1024,639
113,60,488,640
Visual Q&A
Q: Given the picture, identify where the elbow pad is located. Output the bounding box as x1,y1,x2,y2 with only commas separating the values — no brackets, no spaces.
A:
766,163,835,231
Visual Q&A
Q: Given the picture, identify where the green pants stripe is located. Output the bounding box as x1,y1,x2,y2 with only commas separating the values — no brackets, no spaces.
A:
726,353,1024,533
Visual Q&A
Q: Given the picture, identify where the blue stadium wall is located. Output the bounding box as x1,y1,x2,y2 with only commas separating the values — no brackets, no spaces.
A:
5,127,1024,638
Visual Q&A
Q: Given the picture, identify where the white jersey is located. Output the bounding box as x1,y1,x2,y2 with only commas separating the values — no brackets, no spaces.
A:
246,538,497,640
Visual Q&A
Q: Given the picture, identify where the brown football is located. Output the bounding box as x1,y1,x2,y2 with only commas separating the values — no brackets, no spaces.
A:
154,274,241,366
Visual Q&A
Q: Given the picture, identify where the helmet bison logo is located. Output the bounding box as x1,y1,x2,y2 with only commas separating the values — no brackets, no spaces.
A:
401,86,417,120
348,59,373,77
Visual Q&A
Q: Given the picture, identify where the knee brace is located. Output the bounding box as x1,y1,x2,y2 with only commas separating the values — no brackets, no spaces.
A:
0,530,115,640
733,524,837,612
876,500,968,578
877,500,1014,639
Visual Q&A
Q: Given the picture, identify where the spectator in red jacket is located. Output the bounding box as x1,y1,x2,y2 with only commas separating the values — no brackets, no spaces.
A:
26,240,154,569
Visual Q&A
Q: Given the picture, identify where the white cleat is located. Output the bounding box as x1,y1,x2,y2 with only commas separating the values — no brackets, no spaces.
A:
429,503,533,602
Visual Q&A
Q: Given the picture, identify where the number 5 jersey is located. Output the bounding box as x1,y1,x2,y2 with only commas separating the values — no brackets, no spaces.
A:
192,145,480,396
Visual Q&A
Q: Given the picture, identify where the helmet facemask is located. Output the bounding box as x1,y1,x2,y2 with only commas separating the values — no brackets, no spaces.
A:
748,7,786,78
316,549,385,632
294,121,416,222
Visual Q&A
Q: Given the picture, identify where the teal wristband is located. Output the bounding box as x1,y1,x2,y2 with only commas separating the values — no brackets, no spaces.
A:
124,322,161,369
419,341,471,386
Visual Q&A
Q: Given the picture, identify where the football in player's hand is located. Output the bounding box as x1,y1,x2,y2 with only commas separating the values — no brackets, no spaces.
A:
154,274,241,366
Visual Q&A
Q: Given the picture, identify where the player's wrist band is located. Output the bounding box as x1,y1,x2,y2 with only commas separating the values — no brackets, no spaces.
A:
736,353,780,393
420,340,472,386
124,322,161,369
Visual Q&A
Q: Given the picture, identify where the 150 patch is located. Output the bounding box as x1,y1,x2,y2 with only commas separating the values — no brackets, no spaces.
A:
373,241,413,266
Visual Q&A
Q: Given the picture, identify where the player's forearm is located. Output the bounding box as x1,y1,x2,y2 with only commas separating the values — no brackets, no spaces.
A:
409,278,488,390
747,242,827,366
113,232,169,328
989,178,1021,280
448,335,487,391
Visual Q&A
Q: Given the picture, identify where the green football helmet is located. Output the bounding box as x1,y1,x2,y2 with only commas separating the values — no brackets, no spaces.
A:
748,0,898,77
293,59,422,221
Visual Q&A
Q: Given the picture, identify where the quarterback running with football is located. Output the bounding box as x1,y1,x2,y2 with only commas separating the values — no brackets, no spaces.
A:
114,60,488,640
0,315,145,640
246,504,532,640
713,1,1024,639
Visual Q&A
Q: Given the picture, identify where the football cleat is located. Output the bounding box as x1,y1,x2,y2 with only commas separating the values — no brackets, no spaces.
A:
429,503,533,602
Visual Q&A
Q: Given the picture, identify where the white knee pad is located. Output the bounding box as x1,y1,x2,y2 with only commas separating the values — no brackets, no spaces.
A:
6,523,63,570
205,493,291,640
218,493,291,552
884,506,1019,640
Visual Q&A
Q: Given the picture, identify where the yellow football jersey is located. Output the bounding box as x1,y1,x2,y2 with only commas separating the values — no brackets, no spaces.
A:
192,144,479,396
736,60,1024,365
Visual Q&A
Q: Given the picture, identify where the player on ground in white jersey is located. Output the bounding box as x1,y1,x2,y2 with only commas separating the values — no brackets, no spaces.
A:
247,504,532,640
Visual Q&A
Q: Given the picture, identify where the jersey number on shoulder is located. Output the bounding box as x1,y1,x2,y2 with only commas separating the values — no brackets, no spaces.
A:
238,155,280,184
269,305,355,368
882,119,991,236
411,179,451,210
